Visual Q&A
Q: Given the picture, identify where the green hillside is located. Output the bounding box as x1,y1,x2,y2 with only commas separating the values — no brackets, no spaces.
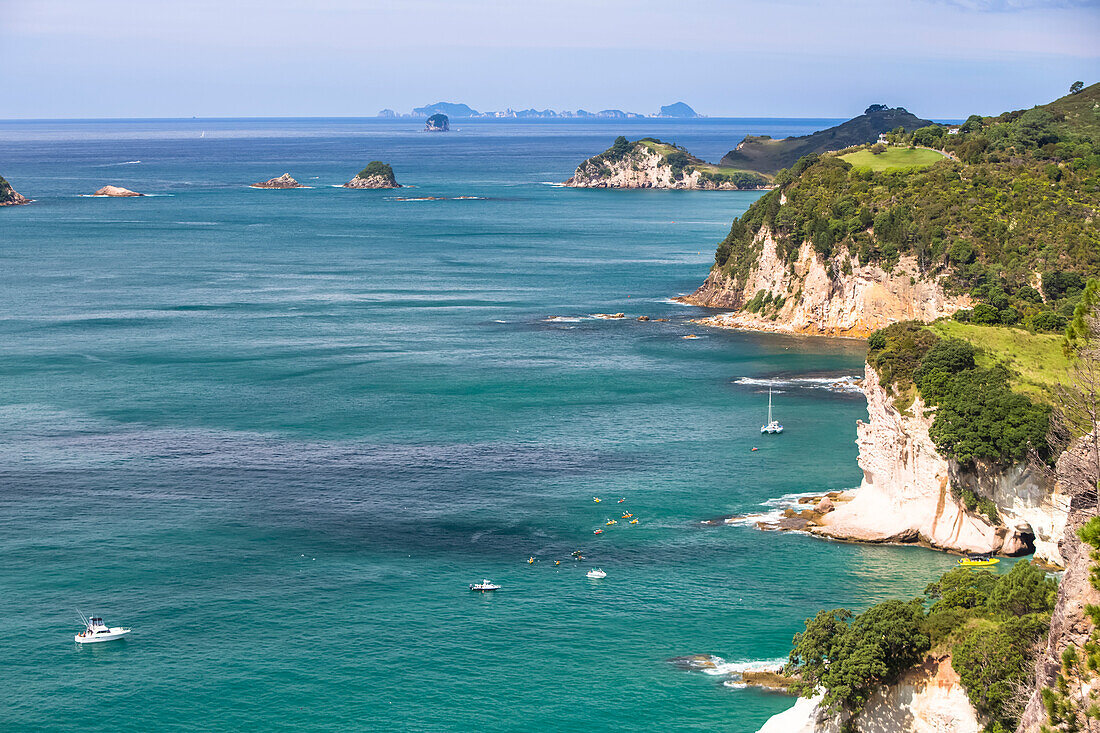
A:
839,147,947,171
719,105,933,175
711,83,1100,329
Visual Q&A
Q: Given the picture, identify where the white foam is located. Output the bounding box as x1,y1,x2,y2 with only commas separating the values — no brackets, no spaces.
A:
723,490,837,527
660,297,701,307
544,316,586,323
734,375,861,393
678,654,789,686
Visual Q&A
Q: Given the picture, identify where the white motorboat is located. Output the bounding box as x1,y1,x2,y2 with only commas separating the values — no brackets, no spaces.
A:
760,387,784,434
75,614,131,644
469,579,501,592
586,568,607,579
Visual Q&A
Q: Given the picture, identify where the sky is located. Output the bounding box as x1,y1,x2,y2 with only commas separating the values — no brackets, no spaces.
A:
1,0,1098,119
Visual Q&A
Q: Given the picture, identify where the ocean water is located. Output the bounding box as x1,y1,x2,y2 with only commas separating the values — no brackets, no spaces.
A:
1,118,964,731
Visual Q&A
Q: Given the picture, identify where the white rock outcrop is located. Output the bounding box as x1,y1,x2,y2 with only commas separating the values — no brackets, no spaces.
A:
565,145,766,190
93,185,144,197
685,230,969,337
758,655,981,733
811,364,1068,564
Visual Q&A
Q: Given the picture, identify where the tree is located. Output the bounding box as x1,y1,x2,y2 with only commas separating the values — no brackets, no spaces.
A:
972,303,1000,325
924,567,997,612
1070,81,1085,95
985,560,1057,617
787,601,929,717
954,615,1049,727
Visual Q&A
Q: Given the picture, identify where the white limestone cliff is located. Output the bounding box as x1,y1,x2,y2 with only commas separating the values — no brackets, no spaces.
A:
684,229,969,338
811,364,1068,564
565,144,767,190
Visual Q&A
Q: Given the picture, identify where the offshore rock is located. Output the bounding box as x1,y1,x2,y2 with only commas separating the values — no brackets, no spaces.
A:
251,173,304,189
0,175,30,206
93,185,144,197
344,161,400,189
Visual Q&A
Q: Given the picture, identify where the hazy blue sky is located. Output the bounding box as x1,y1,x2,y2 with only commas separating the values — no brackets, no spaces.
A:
2,0,1097,119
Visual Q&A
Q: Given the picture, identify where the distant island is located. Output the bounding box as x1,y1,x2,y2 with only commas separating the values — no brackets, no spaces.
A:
719,104,934,175
425,114,449,132
251,173,305,189
378,101,702,119
0,174,30,206
343,161,400,189
566,136,768,190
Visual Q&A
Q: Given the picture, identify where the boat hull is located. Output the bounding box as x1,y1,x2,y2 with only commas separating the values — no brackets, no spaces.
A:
75,629,130,643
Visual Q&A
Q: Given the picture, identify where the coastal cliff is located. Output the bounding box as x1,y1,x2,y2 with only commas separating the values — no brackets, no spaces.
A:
684,227,968,337
0,175,30,206
1018,434,1100,732
566,137,768,190
809,364,1067,564
759,654,980,733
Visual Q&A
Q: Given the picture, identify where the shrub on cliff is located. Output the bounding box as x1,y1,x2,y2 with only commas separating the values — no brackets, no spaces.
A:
356,161,396,182
866,321,939,390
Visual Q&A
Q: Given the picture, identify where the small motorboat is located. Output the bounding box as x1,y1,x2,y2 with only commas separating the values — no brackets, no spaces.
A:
75,614,131,644
470,579,501,592
586,568,607,579
958,553,999,567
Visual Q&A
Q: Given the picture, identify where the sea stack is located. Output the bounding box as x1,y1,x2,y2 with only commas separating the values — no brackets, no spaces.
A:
343,161,401,189
93,185,144,197
0,175,30,206
425,113,449,132
251,173,305,189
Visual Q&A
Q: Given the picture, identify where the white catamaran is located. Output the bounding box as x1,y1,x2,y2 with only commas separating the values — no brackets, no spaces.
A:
761,386,784,434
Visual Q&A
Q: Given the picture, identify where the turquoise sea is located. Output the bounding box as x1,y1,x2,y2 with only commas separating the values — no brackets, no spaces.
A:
1,118,964,731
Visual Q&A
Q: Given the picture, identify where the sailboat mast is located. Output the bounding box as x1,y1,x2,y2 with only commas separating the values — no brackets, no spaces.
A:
768,387,773,424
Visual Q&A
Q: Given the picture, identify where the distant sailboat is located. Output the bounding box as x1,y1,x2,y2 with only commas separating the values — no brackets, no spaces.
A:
200,131,206,138
761,386,784,434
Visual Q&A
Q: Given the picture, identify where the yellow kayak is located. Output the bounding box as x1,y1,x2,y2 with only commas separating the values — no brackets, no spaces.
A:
605,519,617,526
629,519,638,525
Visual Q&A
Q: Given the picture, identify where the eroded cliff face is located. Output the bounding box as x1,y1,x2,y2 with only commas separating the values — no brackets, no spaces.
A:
757,654,980,733
1018,434,1100,732
565,146,764,190
812,365,1068,564
684,228,969,337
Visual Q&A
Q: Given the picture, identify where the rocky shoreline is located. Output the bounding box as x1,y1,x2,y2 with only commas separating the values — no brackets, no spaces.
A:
0,175,30,206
